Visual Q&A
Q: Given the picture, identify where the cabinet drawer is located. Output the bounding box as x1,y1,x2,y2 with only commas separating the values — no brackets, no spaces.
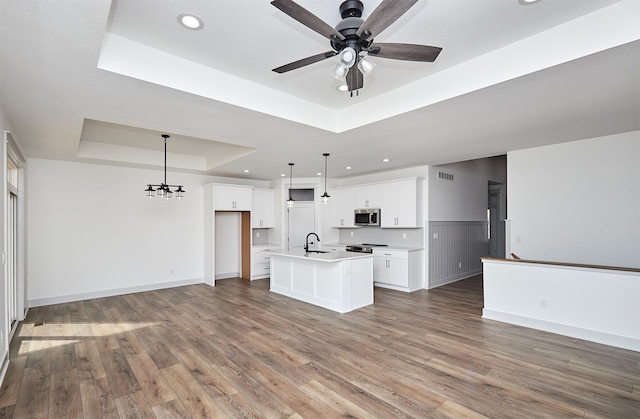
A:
372,249,407,260
251,262,271,278
252,253,272,263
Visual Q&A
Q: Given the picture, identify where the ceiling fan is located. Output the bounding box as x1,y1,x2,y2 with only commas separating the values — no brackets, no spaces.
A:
271,0,442,95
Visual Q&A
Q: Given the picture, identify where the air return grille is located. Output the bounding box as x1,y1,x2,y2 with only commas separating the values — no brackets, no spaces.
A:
437,171,454,181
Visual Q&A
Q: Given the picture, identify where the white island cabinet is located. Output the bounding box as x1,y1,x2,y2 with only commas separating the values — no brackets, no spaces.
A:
266,250,374,313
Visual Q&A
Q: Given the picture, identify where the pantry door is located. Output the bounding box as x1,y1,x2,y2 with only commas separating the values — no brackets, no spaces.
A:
286,202,315,251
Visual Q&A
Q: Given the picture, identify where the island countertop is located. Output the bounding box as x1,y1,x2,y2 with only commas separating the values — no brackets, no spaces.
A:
265,249,373,262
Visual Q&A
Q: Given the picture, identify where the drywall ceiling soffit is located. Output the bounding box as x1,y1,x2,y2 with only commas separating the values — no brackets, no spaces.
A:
77,119,257,173
0,0,638,180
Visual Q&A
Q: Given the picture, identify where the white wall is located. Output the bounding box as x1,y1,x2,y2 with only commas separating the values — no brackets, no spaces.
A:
27,158,216,305
508,132,640,268
214,212,241,278
429,156,507,222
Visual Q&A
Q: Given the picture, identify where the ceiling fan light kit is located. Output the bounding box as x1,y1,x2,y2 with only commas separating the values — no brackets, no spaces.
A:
271,0,442,94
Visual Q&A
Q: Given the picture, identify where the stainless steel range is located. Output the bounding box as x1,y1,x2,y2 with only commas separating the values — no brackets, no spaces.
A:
345,244,388,253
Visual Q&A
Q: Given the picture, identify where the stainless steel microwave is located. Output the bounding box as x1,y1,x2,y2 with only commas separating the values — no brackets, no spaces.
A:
354,208,380,226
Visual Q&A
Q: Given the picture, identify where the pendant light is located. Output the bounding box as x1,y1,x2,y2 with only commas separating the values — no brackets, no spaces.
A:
321,153,330,204
144,134,185,200
286,162,295,207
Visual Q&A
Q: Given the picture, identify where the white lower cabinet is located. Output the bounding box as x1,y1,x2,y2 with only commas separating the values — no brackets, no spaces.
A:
251,246,280,280
372,249,422,292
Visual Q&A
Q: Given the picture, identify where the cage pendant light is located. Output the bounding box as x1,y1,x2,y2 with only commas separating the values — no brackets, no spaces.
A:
144,134,186,200
286,163,295,207
321,153,330,204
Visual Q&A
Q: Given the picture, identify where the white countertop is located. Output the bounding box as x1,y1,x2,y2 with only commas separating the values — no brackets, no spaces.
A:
265,249,373,262
324,243,423,252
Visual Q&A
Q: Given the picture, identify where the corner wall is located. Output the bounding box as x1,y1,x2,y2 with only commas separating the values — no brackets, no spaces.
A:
428,157,507,287
27,158,215,306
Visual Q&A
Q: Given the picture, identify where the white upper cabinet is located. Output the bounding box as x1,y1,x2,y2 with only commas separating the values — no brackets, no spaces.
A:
213,185,252,211
252,188,275,228
355,184,380,209
331,188,356,228
380,178,418,228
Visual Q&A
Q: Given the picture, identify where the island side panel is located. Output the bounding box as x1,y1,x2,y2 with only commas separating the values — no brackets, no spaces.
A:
312,262,344,310
291,261,315,298
270,255,292,291
350,258,374,310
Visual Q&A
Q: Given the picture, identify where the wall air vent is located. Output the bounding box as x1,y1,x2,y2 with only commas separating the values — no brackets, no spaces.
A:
437,171,454,181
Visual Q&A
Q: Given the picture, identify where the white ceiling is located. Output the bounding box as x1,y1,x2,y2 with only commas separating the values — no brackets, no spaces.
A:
0,0,638,180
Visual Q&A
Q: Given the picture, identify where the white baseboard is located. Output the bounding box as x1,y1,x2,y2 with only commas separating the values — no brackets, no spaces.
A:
0,357,8,389
482,309,640,352
215,272,240,280
28,277,205,308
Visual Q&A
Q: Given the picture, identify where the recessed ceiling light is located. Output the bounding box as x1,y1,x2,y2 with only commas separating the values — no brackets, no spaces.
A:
178,13,204,30
280,173,286,177
519,0,540,4
346,166,352,170
382,158,390,163
337,85,348,92
243,169,250,173
316,172,322,176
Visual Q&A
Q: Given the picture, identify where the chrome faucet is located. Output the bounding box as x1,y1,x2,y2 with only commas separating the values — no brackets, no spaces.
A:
305,232,320,252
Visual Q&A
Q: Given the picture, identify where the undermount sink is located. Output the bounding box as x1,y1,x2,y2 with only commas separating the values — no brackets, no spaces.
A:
305,250,329,254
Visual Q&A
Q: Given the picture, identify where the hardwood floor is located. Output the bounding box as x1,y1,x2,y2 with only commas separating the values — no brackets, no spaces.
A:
0,276,638,418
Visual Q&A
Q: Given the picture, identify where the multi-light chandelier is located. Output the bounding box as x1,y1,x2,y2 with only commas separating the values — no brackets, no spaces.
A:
144,134,185,199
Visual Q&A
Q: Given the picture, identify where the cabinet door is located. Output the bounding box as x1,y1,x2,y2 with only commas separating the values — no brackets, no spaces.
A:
331,188,356,228
252,189,274,227
355,184,380,208
373,250,409,287
213,185,235,210
214,186,252,211
387,258,409,287
234,187,252,211
373,257,389,284
380,179,417,228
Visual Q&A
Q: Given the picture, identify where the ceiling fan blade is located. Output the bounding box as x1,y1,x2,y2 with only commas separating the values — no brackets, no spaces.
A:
369,43,442,62
356,0,418,38
272,51,337,73
346,66,363,92
271,0,345,41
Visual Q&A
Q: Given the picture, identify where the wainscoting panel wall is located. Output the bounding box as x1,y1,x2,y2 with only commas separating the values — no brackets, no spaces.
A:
429,221,489,288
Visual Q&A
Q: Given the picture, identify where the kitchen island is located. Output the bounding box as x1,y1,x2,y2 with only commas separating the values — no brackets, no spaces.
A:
265,250,374,313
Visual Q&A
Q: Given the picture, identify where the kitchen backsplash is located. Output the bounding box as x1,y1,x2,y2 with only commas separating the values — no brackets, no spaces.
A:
338,227,424,248
252,229,272,245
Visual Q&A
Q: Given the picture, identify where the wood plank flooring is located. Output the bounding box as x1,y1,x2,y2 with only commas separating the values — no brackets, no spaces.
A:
0,276,638,418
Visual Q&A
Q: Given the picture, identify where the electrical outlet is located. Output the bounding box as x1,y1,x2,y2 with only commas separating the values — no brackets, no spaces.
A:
402,233,407,239
256,232,260,238
170,269,175,275
433,233,438,239
350,232,354,237
540,299,548,309
458,262,462,269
